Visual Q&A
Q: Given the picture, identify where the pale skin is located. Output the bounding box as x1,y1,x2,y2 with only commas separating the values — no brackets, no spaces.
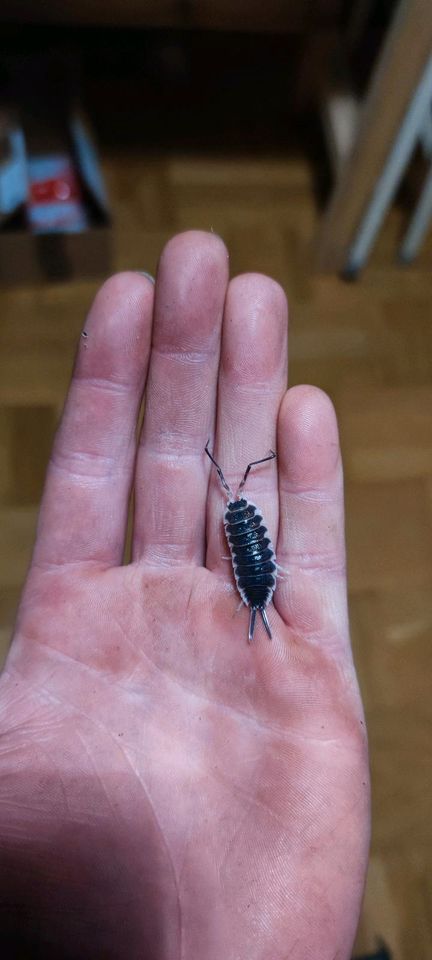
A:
0,231,370,959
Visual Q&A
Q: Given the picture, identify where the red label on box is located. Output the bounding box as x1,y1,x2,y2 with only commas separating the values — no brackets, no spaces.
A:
30,171,81,205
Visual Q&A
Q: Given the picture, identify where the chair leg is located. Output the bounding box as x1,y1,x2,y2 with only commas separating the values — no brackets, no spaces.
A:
399,156,432,262
344,55,432,277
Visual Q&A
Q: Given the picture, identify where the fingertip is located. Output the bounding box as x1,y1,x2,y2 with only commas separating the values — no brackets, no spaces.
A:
278,385,341,490
279,384,338,431
152,231,229,352
228,272,288,317
158,230,229,280
92,269,155,308
222,273,288,382
78,272,155,382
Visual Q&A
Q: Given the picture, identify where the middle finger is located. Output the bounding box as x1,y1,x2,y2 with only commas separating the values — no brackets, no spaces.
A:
133,231,229,566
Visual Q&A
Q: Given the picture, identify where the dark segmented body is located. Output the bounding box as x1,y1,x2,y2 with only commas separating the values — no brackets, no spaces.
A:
224,498,277,612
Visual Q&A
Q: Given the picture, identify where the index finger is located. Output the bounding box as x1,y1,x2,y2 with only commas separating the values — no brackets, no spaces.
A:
32,273,154,570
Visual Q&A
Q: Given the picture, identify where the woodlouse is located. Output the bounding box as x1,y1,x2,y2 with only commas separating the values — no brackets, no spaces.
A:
205,441,277,642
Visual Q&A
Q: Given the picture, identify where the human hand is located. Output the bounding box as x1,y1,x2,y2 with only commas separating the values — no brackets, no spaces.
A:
0,232,369,960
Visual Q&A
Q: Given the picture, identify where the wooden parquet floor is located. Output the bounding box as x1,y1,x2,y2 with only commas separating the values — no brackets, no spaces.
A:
1,148,432,959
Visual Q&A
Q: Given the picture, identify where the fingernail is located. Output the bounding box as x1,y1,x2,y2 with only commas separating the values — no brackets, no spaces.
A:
136,271,155,284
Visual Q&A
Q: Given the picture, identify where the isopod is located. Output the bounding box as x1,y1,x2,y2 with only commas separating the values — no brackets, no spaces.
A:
205,441,277,642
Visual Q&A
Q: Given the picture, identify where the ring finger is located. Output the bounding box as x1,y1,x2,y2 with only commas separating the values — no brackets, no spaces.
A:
206,273,288,579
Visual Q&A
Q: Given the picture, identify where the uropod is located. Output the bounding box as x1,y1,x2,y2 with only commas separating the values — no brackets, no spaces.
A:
205,441,277,643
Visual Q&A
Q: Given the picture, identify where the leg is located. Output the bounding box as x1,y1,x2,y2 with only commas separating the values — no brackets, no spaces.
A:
248,607,257,643
260,608,272,639
238,450,276,493
399,157,432,262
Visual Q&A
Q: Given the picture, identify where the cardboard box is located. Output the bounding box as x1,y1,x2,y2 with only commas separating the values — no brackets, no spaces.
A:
0,104,112,285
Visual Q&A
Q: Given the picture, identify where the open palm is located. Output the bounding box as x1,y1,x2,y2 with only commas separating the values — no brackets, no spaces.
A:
0,232,369,960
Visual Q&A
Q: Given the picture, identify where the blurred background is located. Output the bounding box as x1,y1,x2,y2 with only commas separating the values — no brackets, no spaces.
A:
0,2,432,958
